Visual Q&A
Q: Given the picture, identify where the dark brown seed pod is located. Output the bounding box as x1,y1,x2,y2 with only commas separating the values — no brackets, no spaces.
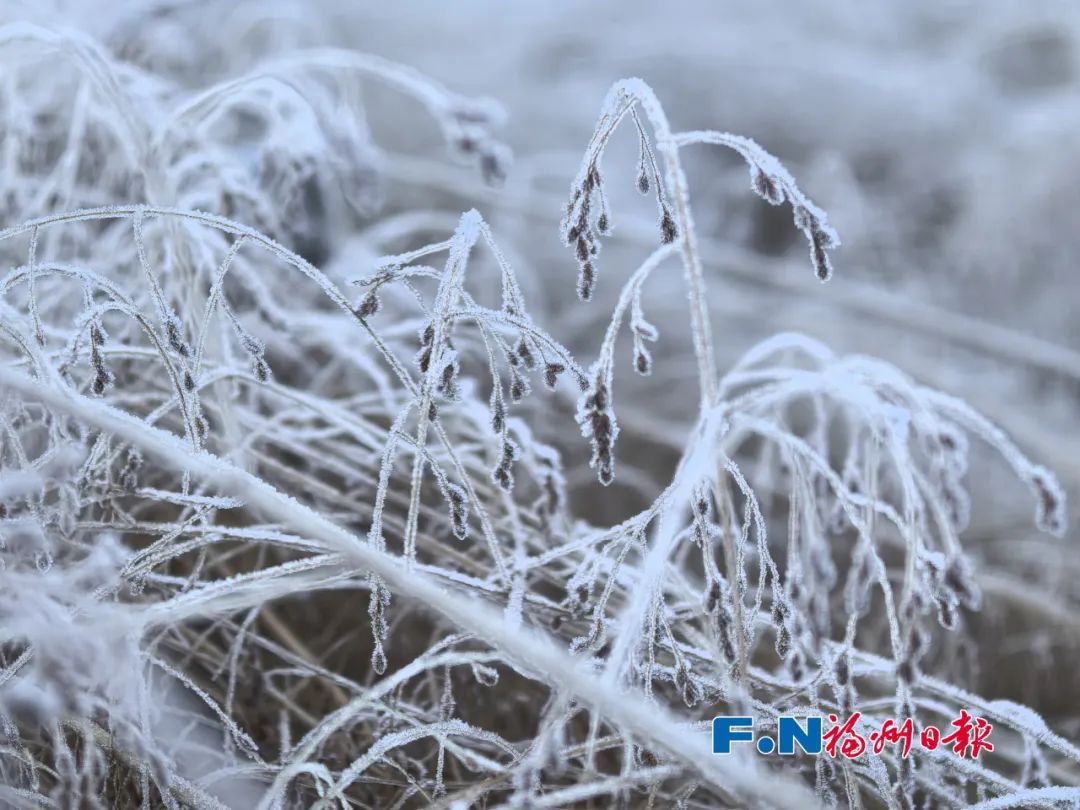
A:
445,483,468,540
793,205,813,232
438,358,460,400
705,580,722,614
634,345,652,375
936,595,957,630
750,166,784,206
659,207,677,244
491,398,506,433
811,229,832,282
577,261,595,302
576,236,590,263
789,649,805,682
1031,467,1065,536
417,346,432,373
718,613,736,662
509,368,528,403
252,357,270,383
543,362,565,390
91,371,109,396
775,624,791,659
356,290,381,318
944,556,979,609
514,337,535,369
835,654,850,686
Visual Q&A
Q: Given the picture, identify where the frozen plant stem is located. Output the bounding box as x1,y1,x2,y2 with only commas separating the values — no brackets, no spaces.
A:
0,365,820,810
602,410,728,686
402,212,479,571
577,81,838,687
0,35,1069,806
713,477,750,682
607,80,719,409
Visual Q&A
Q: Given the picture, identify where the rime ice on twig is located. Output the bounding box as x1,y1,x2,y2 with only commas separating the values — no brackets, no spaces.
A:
0,41,1073,810
673,130,840,281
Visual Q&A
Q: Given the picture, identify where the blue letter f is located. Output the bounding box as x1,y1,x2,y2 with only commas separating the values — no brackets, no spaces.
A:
712,716,754,753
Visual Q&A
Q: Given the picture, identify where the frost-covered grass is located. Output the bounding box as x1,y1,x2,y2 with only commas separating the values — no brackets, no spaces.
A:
0,3,1078,809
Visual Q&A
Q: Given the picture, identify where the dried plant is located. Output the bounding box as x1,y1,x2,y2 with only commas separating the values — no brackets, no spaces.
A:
0,7,1076,810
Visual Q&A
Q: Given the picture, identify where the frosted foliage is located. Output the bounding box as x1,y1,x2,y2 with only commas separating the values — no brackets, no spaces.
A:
0,3,1076,809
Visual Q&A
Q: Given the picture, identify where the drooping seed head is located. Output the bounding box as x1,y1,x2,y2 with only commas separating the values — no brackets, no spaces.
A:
659,207,677,244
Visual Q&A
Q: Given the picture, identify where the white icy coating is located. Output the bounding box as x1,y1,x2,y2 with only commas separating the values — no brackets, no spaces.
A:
0,3,1076,808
